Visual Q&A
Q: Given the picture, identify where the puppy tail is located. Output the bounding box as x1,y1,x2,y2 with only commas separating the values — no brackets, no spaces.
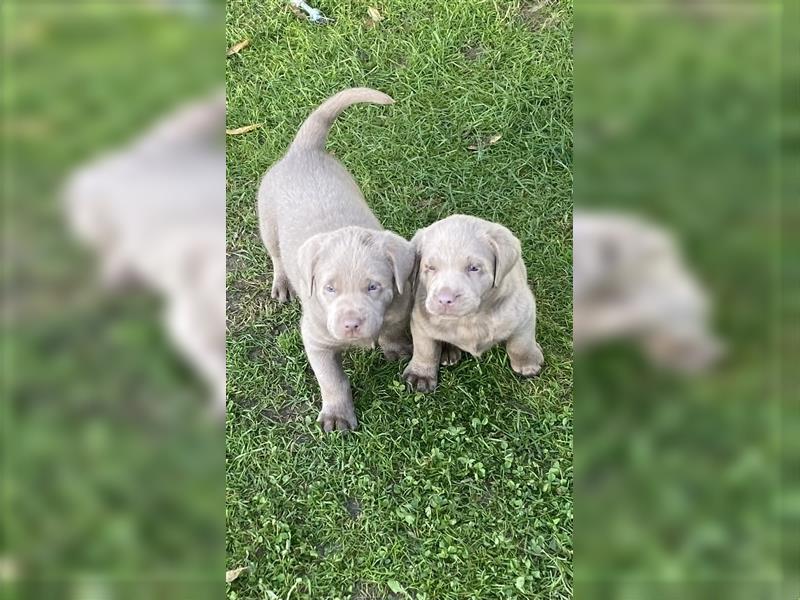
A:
290,87,394,152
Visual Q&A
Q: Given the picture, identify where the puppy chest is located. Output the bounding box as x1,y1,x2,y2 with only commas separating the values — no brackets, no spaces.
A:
436,321,498,357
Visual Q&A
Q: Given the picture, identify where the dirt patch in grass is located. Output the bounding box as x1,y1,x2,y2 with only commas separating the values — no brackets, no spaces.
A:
461,43,483,61
519,0,553,31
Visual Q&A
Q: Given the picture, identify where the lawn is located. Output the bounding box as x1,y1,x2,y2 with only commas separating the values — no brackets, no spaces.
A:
225,1,573,598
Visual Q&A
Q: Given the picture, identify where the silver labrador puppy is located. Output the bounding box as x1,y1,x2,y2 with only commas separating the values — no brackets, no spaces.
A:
257,88,415,432
403,215,544,391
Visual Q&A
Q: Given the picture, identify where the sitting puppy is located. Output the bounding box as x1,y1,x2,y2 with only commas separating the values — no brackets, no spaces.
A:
257,88,415,432
403,215,544,392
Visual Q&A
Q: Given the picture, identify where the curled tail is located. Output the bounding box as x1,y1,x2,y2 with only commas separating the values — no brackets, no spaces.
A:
290,87,394,152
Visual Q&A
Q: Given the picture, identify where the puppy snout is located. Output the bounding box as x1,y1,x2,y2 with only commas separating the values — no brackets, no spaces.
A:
337,310,367,339
435,289,461,307
343,317,364,334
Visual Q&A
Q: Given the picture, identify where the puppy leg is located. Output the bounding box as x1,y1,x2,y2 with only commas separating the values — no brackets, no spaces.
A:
402,321,441,392
379,320,412,361
165,298,226,415
440,343,462,366
506,323,544,378
304,341,358,432
261,220,295,303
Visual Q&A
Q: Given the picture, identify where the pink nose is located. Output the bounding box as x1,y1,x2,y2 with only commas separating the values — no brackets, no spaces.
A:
343,318,363,334
436,290,460,307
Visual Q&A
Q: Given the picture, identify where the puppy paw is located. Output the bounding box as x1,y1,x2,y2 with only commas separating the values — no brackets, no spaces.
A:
511,362,543,378
270,276,295,303
381,340,413,361
317,408,358,433
440,344,462,366
402,364,438,393
510,344,544,378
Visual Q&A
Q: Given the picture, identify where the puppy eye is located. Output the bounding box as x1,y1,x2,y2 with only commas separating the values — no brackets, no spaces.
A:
424,264,437,272
367,282,381,293
324,285,336,294
468,265,480,273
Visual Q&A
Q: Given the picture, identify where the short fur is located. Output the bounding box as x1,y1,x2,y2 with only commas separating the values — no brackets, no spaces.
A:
403,214,544,392
257,88,415,432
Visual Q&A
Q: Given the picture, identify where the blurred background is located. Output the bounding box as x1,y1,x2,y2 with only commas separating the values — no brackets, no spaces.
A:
3,1,223,598
3,0,796,598
573,1,796,598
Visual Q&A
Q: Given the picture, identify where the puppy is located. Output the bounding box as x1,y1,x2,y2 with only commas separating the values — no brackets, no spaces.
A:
63,91,226,413
257,88,415,432
573,210,722,371
403,215,544,392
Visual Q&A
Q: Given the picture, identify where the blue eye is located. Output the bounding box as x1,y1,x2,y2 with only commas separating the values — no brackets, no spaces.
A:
367,282,381,292
324,285,336,294
468,265,480,273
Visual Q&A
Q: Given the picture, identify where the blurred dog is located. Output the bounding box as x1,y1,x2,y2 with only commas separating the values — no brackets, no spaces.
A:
63,90,226,412
257,88,414,432
403,215,544,392
573,210,723,371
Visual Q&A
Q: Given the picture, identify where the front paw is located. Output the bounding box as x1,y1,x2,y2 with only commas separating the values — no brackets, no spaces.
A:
510,344,544,378
402,363,438,393
317,407,358,433
271,276,295,304
440,344,462,366
381,340,413,361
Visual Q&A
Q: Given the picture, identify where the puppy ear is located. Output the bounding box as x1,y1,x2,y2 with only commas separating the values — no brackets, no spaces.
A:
484,223,522,287
296,234,325,298
409,229,426,294
381,231,415,295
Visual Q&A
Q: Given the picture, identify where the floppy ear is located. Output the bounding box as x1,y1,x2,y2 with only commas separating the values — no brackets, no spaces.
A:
296,234,325,298
409,229,426,294
381,231,415,295
484,223,522,287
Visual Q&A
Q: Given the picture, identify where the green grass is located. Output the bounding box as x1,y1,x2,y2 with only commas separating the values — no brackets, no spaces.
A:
225,1,573,598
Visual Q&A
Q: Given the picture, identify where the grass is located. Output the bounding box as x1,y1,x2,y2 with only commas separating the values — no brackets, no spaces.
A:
225,1,573,598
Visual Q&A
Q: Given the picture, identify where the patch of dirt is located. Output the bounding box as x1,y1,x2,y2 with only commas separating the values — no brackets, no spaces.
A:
260,402,302,423
344,497,362,519
226,252,245,274
519,0,553,30
461,43,483,61
230,393,257,410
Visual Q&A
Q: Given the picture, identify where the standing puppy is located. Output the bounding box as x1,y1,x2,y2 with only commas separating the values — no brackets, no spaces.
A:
258,88,415,432
403,215,544,392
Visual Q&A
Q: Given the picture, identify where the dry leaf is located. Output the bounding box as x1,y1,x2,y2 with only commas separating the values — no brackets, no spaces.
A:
226,39,250,57
367,7,382,22
226,123,262,136
226,566,247,583
467,133,502,151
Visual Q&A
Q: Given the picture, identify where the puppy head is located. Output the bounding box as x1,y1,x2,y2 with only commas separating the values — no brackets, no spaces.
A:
297,226,414,342
413,215,521,318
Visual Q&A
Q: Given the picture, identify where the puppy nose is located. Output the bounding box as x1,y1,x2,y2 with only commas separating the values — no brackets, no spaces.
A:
436,290,460,306
343,318,363,333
